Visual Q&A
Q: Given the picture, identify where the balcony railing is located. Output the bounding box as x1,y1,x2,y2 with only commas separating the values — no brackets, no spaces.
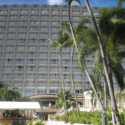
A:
18,34,27,37
63,84,71,87
18,28,27,31
26,76,36,79
38,76,47,79
37,84,47,87
15,61,24,64
27,54,37,57
50,84,59,87
50,76,59,79
8,28,17,31
6,47,15,50
27,68,36,71
16,54,25,57
74,77,83,80
5,54,14,57
39,61,48,64
19,22,28,25
39,54,48,57
40,34,48,37
75,84,83,87
26,84,35,87
11,11,18,14
38,69,47,72
15,68,24,71
30,28,38,31
73,12,80,15
29,35,38,37
3,69,13,72
63,76,70,79
27,61,36,64
14,76,24,79
50,62,59,64
30,22,39,25
50,54,59,57
1,11,8,14
62,69,70,72
50,69,59,72
21,11,28,14
7,34,16,37
42,11,49,14
31,11,39,14
28,47,37,50
4,61,13,64
61,55,70,58
2,76,12,79
61,62,70,65
76,93,82,96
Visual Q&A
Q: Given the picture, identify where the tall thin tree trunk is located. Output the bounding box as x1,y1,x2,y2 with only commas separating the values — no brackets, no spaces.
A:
103,75,107,109
67,3,105,113
59,50,68,117
85,0,121,124
70,44,80,117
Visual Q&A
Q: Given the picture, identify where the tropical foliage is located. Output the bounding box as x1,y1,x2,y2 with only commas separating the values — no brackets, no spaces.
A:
54,91,76,108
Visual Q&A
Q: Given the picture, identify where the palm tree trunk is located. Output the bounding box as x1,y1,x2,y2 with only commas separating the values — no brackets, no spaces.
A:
84,0,121,124
103,74,107,109
59,50,68,117
70,44,80,117
67,3,105,113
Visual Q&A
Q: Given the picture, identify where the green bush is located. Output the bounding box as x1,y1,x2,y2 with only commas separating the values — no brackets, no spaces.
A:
59,114,68,122
54,115,60,120
26,120,33,125
0,123,9,125
33,120,46,125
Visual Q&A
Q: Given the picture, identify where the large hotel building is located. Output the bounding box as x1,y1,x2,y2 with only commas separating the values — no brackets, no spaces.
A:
0,4,113,103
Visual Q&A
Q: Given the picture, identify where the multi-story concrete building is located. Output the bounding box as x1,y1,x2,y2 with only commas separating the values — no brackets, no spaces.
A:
0,4,100,103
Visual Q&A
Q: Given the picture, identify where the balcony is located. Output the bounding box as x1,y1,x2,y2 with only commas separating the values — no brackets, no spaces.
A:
27,61,36,64
62,48,70,51
0,22,6,25
26,76,36,79
75,84,83,87
38,69,47,72
50,84,59,87
30,22,39,25
39,46,48,50
28,47,37,50
27,54,37,57
14,76,24,79
38,61,48,65
1,11,8,14
19,22,28,25
18,34,27,37
10,16,18,19
29,34,38,37
61,62,70,65
15,68,24,72
39,54,48,57
8,28,17,31
63,76,70,80
15,61,24,64
9,22,17,25
3,69,13,72
6,47,15,50
52,11,59,14
64,84,71,87
40,34,49,38
11,11,18,14
27,68,36,72
41,22,49,25
16,54,25,57
61,54,70,58
51,28,60,31
2,76,12,79
50,62,59,65
76,93,83,96
42,10,49,14
37,84,47,87
20,16,29,19
40,28,49,31
38,76,47,79
4,61,13,64
18,28,27,31
51,16,60,20
62,69,70,72
5,54,14,57
74,77,83,80
51,35,59,38
62,11,68,15
50,69,59,72
73,12,80,15
21,11,28,14
50,76,59,79
31,16,39,19
29,28,38,31
7,34,16,37
51,22,60,25
0,16,7,19
72,17,81,20
26,84,35,87
31,11,39,14
50,54,59,58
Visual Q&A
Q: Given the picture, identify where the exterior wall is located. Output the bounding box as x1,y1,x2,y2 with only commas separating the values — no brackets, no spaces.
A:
0,4,101,97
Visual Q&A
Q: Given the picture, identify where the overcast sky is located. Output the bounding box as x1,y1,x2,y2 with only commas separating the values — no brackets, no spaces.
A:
0,0,116,7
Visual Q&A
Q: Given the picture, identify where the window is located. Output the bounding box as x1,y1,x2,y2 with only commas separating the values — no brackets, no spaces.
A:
7,32,16,37
20,15,29,19
38,73,47,79
26,81,35,87
51,27,60,31
27,52,37,57
50,52,59,57
27,59,36,64
28,45,37,50
42,9,49,14
29,33,38,37
50,59,59,64
51,21,60,25
40,33,49,37
50,89,59,93
84,82,91,88
2,73,12,79
73,10,80,14
31,9,39,14
74,82,83,87
0,27,6,31
19,21,28,25
37,89,47,94
51,15,60,19
21,9,28,14
62,16,68,19
16,52,25,57
83,11,89,15
18,26,27,31
14,73,24,79
10,15,18,19
85,60,93,65
61,59,70,65
5,52,14,57
41,15,49,19
29,39,38,43
38,66,48,72
72,16,80,20
0,39,4,43
8,26,17,31
4,59,13,64
0,32,5,37
51,33,59,38
50,81,59,86
93,12,98,15
52,10,59,14
50,66,59,72
73,67,79,72
26,73,36,79
16,45,25,50
1,10,8,14
62,74,70,79
0,15,7,19
61,52,70,58
62,10,68,14
11,9,18,14
15,59,25,64
15,66,24,71
29,26,38,31
50,74,59,79
40,27,49,31
37,81,47,87
17,39,26,43
9,21,17,25
6,45,14,50
61,66,70,72
30,21,39,25
3,66,13,72
84,74,88,80
15,88,23,94
31,15,39,19
18,32,27,37
41,21,49,25
27,66,36,72
73,74,83,80
3,81,11,86
38,59,48,64
39,39,46,43
25,89,35,96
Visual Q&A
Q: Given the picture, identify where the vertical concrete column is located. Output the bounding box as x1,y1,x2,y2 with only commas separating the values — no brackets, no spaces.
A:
30,109,33,118
0,109,3,119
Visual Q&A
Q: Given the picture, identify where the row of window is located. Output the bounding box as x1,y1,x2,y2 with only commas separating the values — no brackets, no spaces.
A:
1,9,98,15
2,73,83,80
2,66,92,72
1,59,92,65
0,21,91,26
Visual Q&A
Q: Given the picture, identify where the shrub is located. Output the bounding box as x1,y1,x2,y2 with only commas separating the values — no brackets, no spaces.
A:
59,114,68,122
33,120,46,125
54,115,59,120
26,120,33,125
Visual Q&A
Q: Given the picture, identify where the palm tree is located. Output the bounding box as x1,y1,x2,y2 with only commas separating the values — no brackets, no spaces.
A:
54,91,76,108
0,83,21,101
48,29,72,117
65,0,105,114
0,81,5,89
